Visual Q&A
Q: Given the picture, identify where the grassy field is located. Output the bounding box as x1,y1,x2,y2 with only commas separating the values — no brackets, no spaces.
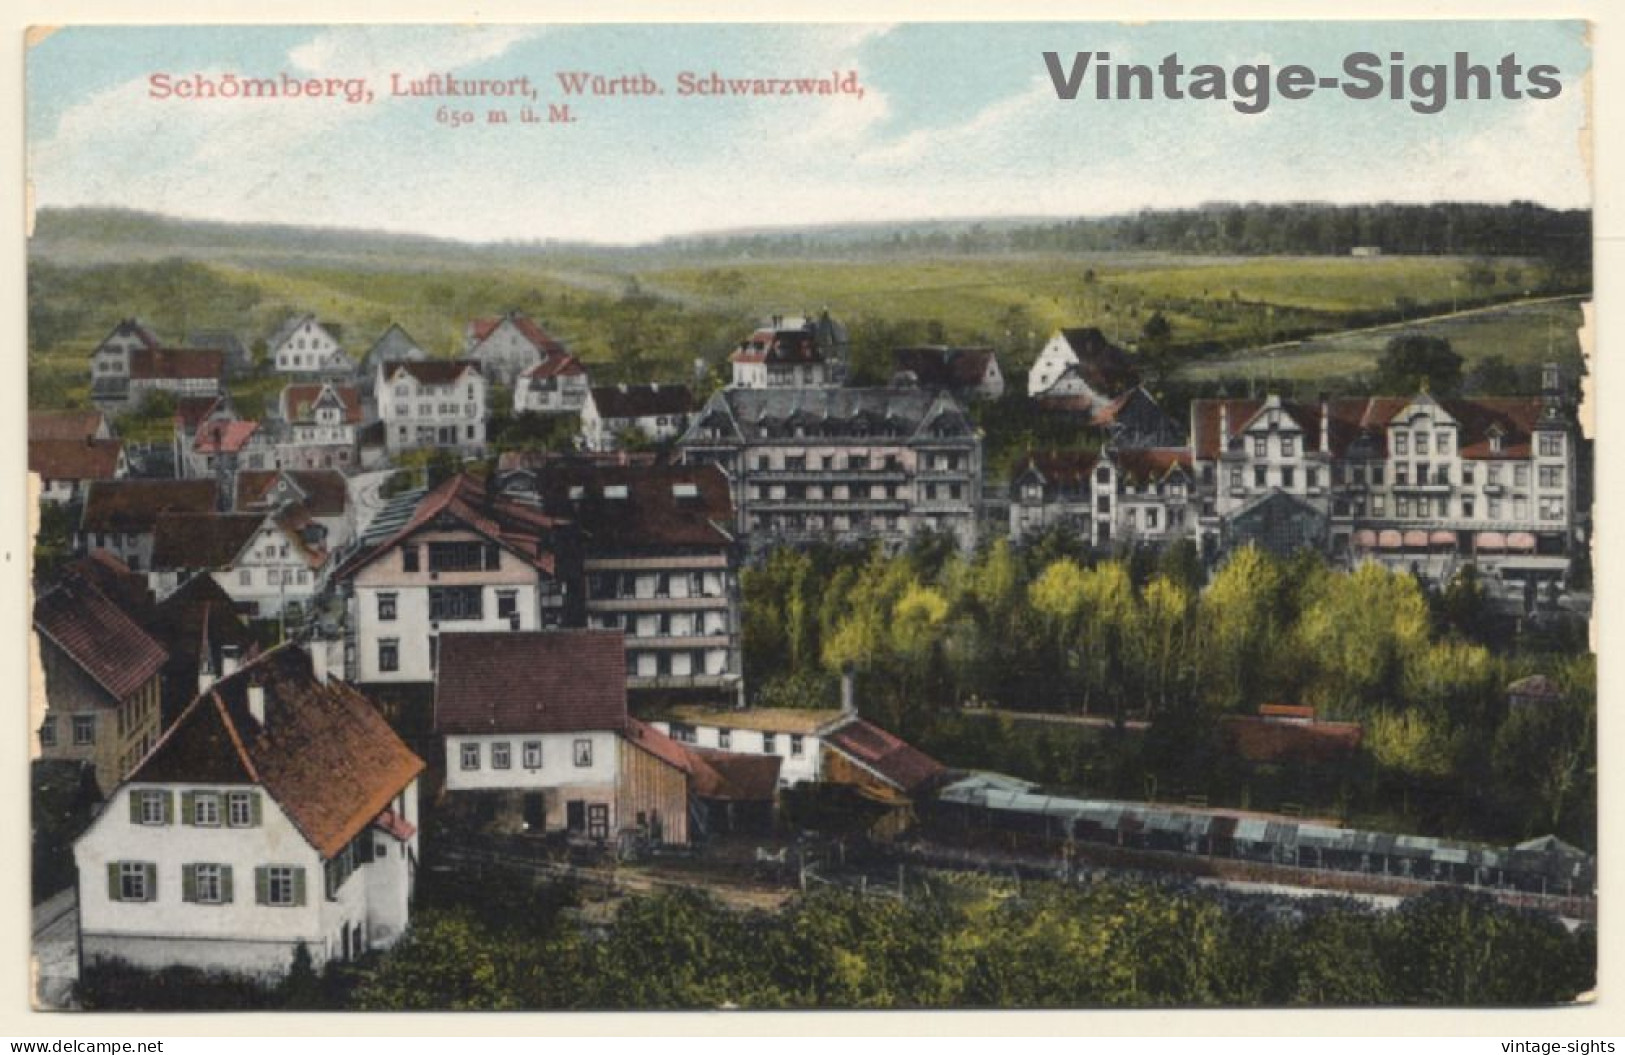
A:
1173,295,1588,386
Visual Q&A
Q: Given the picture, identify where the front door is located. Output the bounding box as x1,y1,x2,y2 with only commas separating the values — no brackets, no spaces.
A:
524,793,546,832
566,800,586,834
587,803,610,840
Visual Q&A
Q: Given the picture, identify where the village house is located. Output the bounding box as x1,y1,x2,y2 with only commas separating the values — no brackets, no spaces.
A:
462,310,568,388
236,468,355,553
77,479,220,573
333,473,579,686
30,434,128,505
88,319,161,414
1065,386,1188,450
73,645,424,978
679,387,984,554
189,419,273,482
1027,327,1140,407
434,630,697,845
90,319,226,415
33,575,166,794
150,508,328,618
1008,445,1194,548
377,360,488,457
513,351,591,416
268,314,352,376
31,409,113,443
727,313,846,389
356,324,427,404
275,381,363,471
1189,366,1579,587
891,346,1006,402
495,460,741,699
580,383,694,452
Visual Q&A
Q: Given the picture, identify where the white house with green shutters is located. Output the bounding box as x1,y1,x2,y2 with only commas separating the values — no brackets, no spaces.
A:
73,645,424,979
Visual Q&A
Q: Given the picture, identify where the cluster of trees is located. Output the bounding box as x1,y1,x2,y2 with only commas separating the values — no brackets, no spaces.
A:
77,871,1596,1010
745,538,1595,846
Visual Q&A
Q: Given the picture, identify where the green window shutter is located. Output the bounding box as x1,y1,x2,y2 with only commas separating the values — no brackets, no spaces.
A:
180,791,196,826
292,868,307,907
250,791,263,827
128,792,142,824
255,866,269,906
162,791,175,825
221,865,234,904
107,863,121,901
182,864,197,903
144,863,157,901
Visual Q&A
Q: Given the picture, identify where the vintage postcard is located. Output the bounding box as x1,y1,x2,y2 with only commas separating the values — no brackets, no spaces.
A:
22,19,1597,1015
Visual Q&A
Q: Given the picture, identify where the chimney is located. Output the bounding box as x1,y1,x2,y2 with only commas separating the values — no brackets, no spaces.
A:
247,681,266,726
220,644,242,678
1218,403,1230,452
840,663,857,718
1319,392,1330,454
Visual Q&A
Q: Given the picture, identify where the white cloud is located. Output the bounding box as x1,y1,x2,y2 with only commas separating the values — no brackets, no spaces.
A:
289,25,546,79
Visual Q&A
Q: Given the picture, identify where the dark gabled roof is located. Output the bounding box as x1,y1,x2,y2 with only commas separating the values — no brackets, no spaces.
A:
129,347,224,381
173,395,232,431
29,410,108,442
520,351,589,383
335,473,566,580
267,313,341,352
29,438,123,482
517,464,733,551
235,469,349,517
434,631,628,736
150,513,265,570
1191,394,1553,461
148,572,258,664
1109,447,1193,484
362,324,427,368
60,552,155,618
281,383,362,425
80,479,219,534
130,646,424,859
34,577,167,702
686,387,973,444
590,384,694,420
823,718,947,795
688,748,782,802
891,347,997,391
1057,328,1139,398
96,318,161,353
730,325,826,366
383,359,482,386
1014,449,1100,488
185,329,248,356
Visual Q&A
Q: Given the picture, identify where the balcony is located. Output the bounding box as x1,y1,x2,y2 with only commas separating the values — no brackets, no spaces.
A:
627,673,741,690
751,469,907,483
588,595,729,612
754,499,908,513
625,634,732,650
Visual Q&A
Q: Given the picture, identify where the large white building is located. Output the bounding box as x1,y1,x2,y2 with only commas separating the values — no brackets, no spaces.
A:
269,315,352,376
73,646,424,978
377,360,488,457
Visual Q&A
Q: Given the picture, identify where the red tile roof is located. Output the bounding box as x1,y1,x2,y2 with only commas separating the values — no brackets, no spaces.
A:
469,312,565,354
60,552,155,617
34,577,167,702
173,396,230,431
1014,449,1100,487
520,352,587,381
129,347,224,381
383,360,482,386
1110,447,1192,484
823,718,946,795
434,630,628,736
730,327,825,366
281,383,362,425
29,410,108,442
623,717,694,774
131,646,425,859
29,438,123,482
337,473,566,579
1192,395,1551,461
192,420,261,455
81,480,219,534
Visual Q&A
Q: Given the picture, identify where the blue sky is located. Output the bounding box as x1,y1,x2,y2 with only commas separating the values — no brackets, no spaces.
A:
26,21,1591,244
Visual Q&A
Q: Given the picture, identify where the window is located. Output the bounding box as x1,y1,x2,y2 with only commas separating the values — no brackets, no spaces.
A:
429,586,483,621
402,546,420,572
239,569,252,587
228,791,258,828
1395,465,1409,486
135,789,169,826
718,728,732,750
1462,464,1475,486
763,733,778,755
1515,465,1530,488
1488,497,1502,519
460,743,481,770
1540,433,1564,457
1253,437,1267,458
790,734,804,757
1307,469,1319,490
114,862,154,903
259,865,304,907
1397,497,1410,518
523,741,542,770
378,638,400,673
492,743,511,769
39,717,55,749
1370,465,1384,485
1281,436,1296,458
72,715,95,746
187,863,229,905
1437,431,1451,454
573,739,593,768
191,792,221,827
496,590,518,620
1281,468,1295,489
1395,433,1408,455
1415,432,1429,455
1541,496,1565,521
1229,469,1242,490
428,542,490,572
1462,498,1475,519
1253,467,1266,488
377,593,397,621
1540,466,1563,489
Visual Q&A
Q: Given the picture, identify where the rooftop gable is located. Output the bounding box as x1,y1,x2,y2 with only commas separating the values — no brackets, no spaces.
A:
434,630,628,736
